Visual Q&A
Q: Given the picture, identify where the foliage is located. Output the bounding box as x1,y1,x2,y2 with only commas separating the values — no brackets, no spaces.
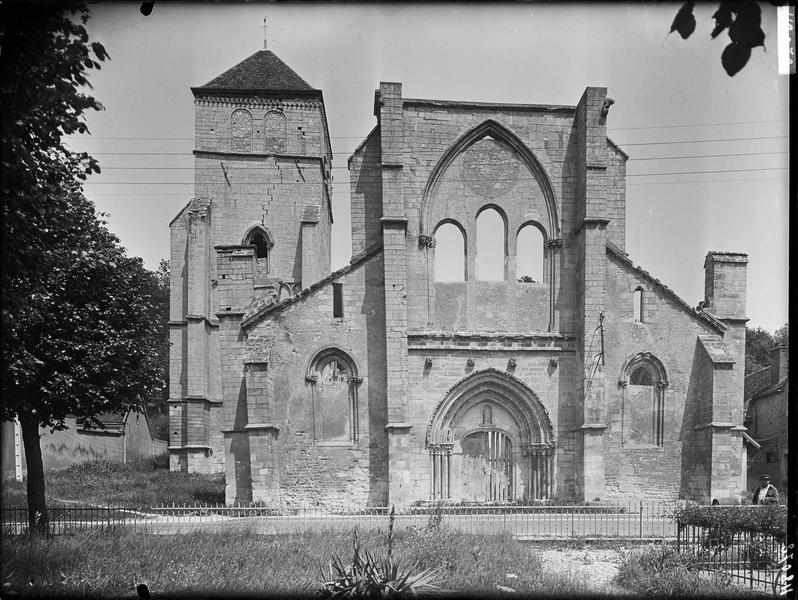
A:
1,2,168,532
318,530,442,598
742,535,778,570
669,1,786,77
674,505,787,540
145,259,170,426
1,527,601,597
773,323,788,346
1,459,225,509
1,1,106,340
745,326,776,374
614,545,750,597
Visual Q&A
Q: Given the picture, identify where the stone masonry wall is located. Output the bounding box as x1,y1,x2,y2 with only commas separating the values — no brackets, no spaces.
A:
397,103,579,334
349,128,383,256
398,344,578,503
603,255,720,501
243,252,388,506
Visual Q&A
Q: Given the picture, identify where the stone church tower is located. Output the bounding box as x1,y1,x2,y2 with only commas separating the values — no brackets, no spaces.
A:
168,49,333,475
169,47,750,506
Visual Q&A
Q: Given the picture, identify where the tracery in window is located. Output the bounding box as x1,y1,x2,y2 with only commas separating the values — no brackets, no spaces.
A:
263,111,286,153
308,349,359,443
231,109,253,152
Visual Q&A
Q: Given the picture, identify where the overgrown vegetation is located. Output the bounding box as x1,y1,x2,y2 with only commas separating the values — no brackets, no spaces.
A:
614,545,767,597
2,528,594,598
1,459,224,508
674,505,787,540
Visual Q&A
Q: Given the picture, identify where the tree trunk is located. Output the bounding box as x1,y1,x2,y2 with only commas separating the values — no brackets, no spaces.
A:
19,412,48,536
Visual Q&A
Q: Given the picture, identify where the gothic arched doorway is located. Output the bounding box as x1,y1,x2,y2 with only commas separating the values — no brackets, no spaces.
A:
426,368,555,502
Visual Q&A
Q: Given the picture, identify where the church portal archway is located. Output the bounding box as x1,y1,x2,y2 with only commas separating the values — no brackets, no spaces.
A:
426,368,555,502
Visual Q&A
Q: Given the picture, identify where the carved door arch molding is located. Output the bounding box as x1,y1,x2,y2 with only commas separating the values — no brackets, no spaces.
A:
426,368,555,501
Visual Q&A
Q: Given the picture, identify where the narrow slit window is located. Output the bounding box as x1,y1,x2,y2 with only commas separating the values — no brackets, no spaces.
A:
633,287,643,323
333,283,343,318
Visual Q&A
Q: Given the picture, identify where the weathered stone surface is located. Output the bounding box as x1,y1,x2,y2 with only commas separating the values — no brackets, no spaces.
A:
168,49,747,507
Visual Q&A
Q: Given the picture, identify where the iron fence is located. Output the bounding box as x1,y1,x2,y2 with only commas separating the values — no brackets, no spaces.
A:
1,499,677,539
676,522,787,595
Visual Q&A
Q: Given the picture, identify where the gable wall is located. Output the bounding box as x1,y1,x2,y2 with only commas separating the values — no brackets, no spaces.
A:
243,253,388,506
603,257,721,500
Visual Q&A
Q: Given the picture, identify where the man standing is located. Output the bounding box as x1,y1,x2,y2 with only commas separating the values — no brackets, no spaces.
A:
752,474,779,505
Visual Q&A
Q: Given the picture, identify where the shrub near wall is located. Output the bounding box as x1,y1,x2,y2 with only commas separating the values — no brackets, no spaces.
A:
674,505,787,540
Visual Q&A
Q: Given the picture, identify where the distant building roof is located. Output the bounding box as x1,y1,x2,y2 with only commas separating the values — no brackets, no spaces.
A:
745,366,773,401
76,411,128,432
194,50,318,94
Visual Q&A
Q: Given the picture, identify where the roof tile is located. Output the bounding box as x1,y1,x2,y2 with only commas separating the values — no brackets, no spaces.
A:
197,50,317,93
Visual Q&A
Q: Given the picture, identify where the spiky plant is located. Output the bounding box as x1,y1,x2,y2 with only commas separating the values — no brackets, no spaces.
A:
318,528,441,598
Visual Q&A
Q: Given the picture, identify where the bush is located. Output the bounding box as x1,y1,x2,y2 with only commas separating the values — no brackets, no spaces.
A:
615,546,743,596
675,505,787,540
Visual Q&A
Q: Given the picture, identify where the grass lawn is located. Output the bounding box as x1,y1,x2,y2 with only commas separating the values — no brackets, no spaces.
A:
2,527,603,598
1,459,225,508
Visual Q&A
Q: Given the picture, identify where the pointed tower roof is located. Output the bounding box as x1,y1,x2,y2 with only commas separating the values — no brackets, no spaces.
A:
192,50,319,95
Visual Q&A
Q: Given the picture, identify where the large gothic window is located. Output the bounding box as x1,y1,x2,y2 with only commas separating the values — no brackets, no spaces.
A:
231,109,253,152
308,349,360,444
263,111,286,153
434,221,466,282
622,354,667,447
475,207,506,281
516,223,545,283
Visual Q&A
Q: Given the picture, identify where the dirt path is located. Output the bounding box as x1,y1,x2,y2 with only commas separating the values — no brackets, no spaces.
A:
538,548,631,595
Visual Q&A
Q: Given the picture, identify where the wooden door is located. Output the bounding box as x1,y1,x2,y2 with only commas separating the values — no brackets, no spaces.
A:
461,430,512,502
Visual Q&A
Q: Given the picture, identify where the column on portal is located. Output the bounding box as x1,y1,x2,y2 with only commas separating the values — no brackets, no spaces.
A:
377,81,414,507
574,88,611,502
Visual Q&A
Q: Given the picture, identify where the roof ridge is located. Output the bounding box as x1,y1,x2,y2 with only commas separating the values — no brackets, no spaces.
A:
240,243,383,329
605,243,726,334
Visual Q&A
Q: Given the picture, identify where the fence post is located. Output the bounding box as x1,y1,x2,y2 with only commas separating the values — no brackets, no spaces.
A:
639,501,643,541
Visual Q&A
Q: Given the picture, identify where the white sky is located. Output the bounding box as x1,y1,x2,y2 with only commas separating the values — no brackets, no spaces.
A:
67,3,789,332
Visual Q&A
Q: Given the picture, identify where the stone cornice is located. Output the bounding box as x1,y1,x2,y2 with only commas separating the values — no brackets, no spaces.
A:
408,331,575,352
402,97,576,113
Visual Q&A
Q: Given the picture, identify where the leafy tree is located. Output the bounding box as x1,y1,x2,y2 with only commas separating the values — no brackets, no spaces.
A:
1,3,163,533
670,1,787,76
745,326,775,374
773,323,788,346
145,259,171,440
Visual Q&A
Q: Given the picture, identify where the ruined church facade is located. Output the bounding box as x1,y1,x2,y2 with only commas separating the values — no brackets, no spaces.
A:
168,49,749,506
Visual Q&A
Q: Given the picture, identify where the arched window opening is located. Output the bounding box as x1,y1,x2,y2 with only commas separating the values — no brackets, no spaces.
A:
622,354,667,447
629,364,654,386
434,222,466,282
308,350,359,444
263,111,286,153
476,207,505,281
633,287,643,323
231,109,252,152
516,224,545,283
245,228,271,284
